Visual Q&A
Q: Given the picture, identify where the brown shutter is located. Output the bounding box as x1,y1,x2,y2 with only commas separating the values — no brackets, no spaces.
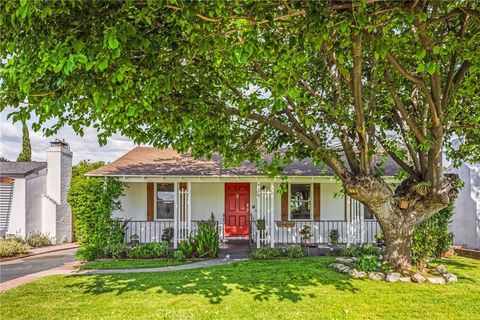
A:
147,183,154,221
179,182,187,191
313,183,321,221
281,191,289,221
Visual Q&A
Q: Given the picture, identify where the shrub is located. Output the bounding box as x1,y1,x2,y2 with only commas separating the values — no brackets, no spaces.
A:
127,241,169,259
411,204,454,270
68,160,124,260
195,220,219,258
173,250,187,262
287,245,307,258
358,243,381,256
249,247,286,260
340,246,358,257
357,255,380,272
26,232,52,248
105,242,127,260
6,234,25,244
0,239,29,257
178,240,195,258
75,245,102,261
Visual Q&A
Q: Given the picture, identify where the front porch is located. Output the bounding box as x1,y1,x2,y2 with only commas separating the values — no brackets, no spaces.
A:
118,180,381,249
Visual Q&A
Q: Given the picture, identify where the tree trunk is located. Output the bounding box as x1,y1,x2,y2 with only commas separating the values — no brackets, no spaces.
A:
344,174,459,272
383,224,413,270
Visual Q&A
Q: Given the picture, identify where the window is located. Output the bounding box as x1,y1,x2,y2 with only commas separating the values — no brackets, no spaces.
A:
156,183,174,219
289,184,311,220
364,206,375,220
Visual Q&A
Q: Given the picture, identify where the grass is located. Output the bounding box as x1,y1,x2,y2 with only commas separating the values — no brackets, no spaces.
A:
1,256,480,319
79,259,189,270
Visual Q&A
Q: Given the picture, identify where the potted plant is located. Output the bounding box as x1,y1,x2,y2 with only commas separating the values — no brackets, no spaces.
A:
375,233,385,246
162,227,174,242
329,229,339,246
300,225,312,244
130,234,139,246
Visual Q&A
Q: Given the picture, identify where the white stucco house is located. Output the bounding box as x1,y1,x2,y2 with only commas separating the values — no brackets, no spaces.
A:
86,147,400,248
0,140,73,243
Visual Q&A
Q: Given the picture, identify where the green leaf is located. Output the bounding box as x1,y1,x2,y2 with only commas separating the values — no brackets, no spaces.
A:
97,56,109,71
233,46,243,63
126,107,136,117
108,37,119,49
111,47,121,59
244,44,254,56
76,54,88,64
418,12,428,22
426,62,438,75
20,0,27,6
416,48,426,60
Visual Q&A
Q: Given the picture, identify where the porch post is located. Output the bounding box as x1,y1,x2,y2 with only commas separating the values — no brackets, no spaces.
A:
187,181,192,239
256,182,261,249
173,181,178,249
270,182,275,248
346,195,351,248
360,203,365,244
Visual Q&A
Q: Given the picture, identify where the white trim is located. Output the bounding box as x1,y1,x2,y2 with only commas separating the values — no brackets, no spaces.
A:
173,182,178,249
288,183,313,221
86,174,401,184
270,182,275,248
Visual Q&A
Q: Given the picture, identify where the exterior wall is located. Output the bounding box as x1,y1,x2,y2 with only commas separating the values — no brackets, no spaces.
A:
113,182,148,220
25,169,47,235
118,181,347,222
7,178,26,237
321,183,345,221
451,163,480,249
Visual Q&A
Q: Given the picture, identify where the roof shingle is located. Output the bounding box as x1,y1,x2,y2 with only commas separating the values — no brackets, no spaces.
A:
87,147,399,177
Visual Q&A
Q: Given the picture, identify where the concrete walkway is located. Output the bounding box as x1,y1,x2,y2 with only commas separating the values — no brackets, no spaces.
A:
0,256,244,292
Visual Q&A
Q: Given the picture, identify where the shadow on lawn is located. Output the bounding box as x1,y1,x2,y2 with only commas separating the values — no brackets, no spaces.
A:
67,258,360,304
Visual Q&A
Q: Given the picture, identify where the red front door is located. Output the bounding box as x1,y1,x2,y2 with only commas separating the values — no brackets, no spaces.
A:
224,183,250,237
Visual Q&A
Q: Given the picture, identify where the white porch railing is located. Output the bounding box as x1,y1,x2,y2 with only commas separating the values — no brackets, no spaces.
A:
176,186,191,242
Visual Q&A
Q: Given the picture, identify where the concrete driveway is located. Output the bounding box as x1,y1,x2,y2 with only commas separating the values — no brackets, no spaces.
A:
0,248,77,283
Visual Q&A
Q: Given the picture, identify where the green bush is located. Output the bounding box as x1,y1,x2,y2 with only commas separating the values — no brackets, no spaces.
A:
26,232,52,248
287,245,307,258
195,220,219,258
173,250,187,262
6,234,25,244
75,245,102,261
357,255,380,272
127,241,169,259
249,247,286,260
411,204,454,270
178,216,219,259
340,246,359,257
68,161,124,260
0,239,30,257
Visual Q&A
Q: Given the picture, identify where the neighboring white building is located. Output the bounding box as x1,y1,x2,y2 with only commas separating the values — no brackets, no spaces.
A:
450,162,480,250
0,140,73,243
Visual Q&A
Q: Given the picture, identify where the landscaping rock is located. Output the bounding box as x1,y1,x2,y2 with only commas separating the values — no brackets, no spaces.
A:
368,272,386,281
335,257,355,266
436,264,448,274
443,273,457,283
356,271,367,278
412,273,426,283
339,266,351,274
399,277,411,283
385,272,401,283
427,277,446,285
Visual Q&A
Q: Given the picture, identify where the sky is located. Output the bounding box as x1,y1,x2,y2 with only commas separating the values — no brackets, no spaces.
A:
0,108,138,164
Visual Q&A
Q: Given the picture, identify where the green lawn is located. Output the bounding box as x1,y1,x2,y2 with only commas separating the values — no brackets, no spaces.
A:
2,256,479,320
80,259,189,270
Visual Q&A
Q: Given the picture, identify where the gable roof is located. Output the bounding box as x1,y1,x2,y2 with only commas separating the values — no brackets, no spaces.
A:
0,162,47,178
86,147,400,178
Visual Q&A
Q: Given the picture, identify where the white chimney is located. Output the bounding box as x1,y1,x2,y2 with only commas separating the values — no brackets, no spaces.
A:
42,140,73,243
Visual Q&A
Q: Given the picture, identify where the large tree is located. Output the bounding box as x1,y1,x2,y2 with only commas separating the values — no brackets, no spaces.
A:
16,120,32,162
1,0,479,269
